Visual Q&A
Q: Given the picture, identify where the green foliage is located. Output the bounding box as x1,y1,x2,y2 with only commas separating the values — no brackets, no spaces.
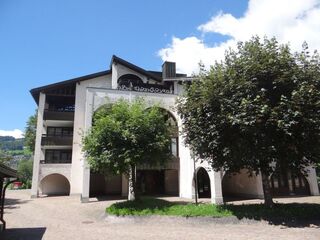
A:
106,198,232,217
178,36,320,205
107,198,320,221
83,98,171,187
0,150,12,165
17,159,33,189
24,111,37,153
0,136,24,151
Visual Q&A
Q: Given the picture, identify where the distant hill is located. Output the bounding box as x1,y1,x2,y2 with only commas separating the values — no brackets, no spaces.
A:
0,136,24,151
0,136,30,169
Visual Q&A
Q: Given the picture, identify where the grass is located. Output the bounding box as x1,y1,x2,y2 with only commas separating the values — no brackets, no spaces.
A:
106,197,320,221
106,198,232,217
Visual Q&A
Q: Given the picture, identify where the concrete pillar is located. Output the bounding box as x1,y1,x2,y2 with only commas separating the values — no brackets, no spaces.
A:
209,170,224,204
121,174,128,197
111,63,119,89
256,174,265,199
31,92,46,198
306,166,319,196
80,90,94,202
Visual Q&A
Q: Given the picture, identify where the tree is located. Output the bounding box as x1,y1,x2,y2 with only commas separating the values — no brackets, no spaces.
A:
17,159,33,188
177,36,320,207
83,99,172,200
24,111,37,153
0,150,11,165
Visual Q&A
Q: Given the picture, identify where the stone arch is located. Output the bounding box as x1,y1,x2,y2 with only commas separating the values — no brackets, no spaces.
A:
117,74,143,88
222,169,264,200
270,170,311,196
40,173,70,196
193,167,211,198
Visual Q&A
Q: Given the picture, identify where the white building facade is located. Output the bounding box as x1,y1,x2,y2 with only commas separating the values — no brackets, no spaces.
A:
30,56,319,203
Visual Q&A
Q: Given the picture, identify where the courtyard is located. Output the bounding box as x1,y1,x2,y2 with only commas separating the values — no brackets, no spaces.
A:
0,190,319,240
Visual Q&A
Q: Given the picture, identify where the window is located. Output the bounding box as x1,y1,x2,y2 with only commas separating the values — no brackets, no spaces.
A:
45,150,72,163
47,127,73,137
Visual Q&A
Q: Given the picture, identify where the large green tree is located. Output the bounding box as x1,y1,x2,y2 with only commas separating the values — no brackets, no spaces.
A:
178,36,320,207
83,99,172,200
17,159,33,188
24,111,37,153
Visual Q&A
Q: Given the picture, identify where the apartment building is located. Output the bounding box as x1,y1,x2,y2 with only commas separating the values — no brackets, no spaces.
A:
30,56,319,203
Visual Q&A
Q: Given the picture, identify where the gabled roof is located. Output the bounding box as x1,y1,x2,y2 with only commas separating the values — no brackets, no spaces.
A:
30,55,184,104
111,55,162,82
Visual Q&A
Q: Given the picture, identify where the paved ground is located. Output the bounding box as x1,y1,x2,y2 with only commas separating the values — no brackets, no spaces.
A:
1,190,320,240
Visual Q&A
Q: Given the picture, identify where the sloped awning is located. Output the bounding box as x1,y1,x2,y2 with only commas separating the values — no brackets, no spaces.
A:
0,164,18,178
0,164,18,231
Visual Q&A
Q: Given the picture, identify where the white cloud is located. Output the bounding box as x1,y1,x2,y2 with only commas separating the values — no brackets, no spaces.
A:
158,0,320,75
0,129,24,139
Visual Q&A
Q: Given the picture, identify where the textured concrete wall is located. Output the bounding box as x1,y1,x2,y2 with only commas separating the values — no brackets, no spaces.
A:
222,169,264,199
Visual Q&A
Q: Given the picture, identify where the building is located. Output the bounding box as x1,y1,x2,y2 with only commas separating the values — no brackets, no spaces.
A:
30,55,319,203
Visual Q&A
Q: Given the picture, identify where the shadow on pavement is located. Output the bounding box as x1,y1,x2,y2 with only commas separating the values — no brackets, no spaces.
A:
0,227,46,240
221,203,320,228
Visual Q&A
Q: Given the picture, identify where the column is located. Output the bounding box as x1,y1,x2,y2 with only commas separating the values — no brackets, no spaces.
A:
31,92,46,198
306,166,319,196
210,170,224,204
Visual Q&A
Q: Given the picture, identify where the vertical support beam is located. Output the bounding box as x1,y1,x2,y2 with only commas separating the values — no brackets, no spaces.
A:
306,166,319,196
121,174,128,197
111,63,119,89
210,170,224,204
81,90,94,203
31,92,46,198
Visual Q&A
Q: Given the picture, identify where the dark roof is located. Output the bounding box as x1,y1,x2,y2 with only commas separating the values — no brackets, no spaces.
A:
111,55,162,82
30,55,186,104
0,164,18,178
30,70,111,103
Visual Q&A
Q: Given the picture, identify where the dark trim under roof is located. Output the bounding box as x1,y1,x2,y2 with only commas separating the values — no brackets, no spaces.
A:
0,164,18,178
30,55,184,104
30,70,111,103
111,55,162,82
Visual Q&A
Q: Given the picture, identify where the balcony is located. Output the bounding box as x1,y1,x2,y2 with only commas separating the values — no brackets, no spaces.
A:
40,159,72,164
43,110,74,121
41,135,73,146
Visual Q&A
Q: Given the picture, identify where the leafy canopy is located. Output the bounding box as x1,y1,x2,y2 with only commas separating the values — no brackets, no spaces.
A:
178,36,320,176
24,111,37,153
83,98,172,176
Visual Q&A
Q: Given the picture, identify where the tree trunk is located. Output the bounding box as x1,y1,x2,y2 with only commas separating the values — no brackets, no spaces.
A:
128,164,138,201
261,171,274,208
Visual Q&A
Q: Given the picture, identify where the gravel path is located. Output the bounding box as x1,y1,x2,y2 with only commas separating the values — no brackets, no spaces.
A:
1,190,320,240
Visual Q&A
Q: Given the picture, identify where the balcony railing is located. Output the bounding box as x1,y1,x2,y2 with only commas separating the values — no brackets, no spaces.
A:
43,110,75,121
40,159,72,164
41,135,73,146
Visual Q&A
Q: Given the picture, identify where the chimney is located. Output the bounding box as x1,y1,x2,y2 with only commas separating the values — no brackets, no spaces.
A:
162,61,176,79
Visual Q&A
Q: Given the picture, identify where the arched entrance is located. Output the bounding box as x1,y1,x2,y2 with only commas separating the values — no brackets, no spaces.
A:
222,169,263,201
270,171,310,196
89,172,122,197
40,174,70,196
197,167,211,198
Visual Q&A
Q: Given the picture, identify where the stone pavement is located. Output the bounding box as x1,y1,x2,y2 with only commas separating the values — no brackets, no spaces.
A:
0,190,319,240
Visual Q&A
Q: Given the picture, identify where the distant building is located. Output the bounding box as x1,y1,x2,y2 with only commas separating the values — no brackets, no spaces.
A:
30,56,319,203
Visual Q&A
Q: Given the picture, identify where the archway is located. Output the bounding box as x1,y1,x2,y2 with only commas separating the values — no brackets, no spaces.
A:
89,172,122,197
270,170,310,196
197,167,211,198
222,169,262,201
40,174,70,196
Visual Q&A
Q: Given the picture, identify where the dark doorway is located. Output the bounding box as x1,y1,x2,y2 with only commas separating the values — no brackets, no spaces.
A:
197,168,211,198
270,170,310,196
137,170,165,195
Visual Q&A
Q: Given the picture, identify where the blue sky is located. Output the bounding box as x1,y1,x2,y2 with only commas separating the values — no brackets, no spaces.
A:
1,0,319,137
